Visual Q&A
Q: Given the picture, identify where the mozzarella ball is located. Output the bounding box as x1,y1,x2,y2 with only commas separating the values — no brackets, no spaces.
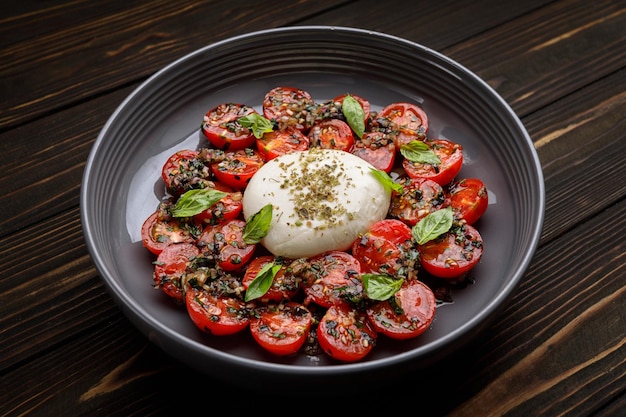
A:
242,148,391,258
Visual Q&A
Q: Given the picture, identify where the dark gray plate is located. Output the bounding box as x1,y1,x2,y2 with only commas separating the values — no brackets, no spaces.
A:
81,26,544,386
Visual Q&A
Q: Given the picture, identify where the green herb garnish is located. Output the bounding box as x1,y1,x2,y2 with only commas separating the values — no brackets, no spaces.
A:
370,168,403,193
411,206,453,245
244,261,281,302
242,204,273,244
400,140,441,165
341,94,365,139
362,274,404,301
171,188,227,217
238,113,274,138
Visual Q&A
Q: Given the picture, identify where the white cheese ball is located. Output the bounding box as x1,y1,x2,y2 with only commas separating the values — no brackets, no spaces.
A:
242,148,391,258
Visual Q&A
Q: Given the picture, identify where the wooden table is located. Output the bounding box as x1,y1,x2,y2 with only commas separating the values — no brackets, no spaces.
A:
1,1,624,415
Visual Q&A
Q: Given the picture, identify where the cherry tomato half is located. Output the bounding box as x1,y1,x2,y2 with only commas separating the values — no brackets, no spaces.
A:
447,178,489,225
352,219,413,276
201,103,258,150
250,301,312,356
153,242,200,302
308,119,355,152
378,102,429,149
161,150,212,195
418,223,484,279
192,181,243,225
366,279,436,340
242,256,301,302
262,86,316,131
211,148,264,190
352,131,396,173
402,139,464,186
256,127,309,161
388,177,448,226
301,251,363,308
141,209,201,256
317,303,377,362
185,284,250,335
196,219,256,272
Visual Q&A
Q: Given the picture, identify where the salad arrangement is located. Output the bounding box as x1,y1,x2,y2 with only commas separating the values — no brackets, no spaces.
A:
140,86,488,362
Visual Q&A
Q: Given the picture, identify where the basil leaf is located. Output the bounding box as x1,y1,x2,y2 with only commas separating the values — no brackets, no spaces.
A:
370,168,403,193
362,274,403,301
412,206,453,245
171,188,228,217
341,94,365,139
400,140,441,165
238,113,274,139
242,204,273,244
245,261,281,301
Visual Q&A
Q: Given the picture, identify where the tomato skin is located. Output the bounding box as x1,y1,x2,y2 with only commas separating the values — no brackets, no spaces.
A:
153,242,200,302
211,148,264,190
317,303,377,362
161,150,212,195
262,86,316,131
196,219,256,272
249,301,312,356
242,256,301,302
308,119,355,152
418,223,484,279
366,279,436,340
388,177,448,226
378,102,428,149
352,219,413,276
352,131,396,173
300,251,363,308
185,285,251,335
201,103,258,150
141,210,201,256
402,139,464,186
256,127,309,161
447,178,488,225
192,181,243,225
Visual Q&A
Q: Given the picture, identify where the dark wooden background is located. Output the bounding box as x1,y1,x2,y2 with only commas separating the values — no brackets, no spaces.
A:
1,0,624,415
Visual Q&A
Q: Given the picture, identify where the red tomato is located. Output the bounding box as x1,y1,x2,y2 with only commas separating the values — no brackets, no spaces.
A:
185,285,250,335
196,219,256,272
352,131,396,173
402,139,464,186
418,223,484,279
211,148,264,190
141,210,201,256
301,251,363,308
447,178,489,225
317,303,377,362
249,301,312,356
153,242,200,302
332,93,371,122
352,219,413,276
256,127,309,160
161,150,212,195
388,177,448,226
366,279,436,340
201,103,258,150
308,119,355,152
192,181,243,225
242,256,301,302
262,86,316,131
378,102,428,149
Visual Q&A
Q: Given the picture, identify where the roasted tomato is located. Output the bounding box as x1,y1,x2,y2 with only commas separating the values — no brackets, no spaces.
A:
300,251,363,308
388,176,448,226
308,119,355,152
196,219,256,272
317,303,377,362
249,301,312,356
192,181,243,225
352,219,416,278
141,207,201,256
418,223,484,279
185,284,251,335
210,148,264,190
153,242,200,302
366,279,436,340
352,131,396,173
447,178,489,225
402,139,464,186
256,127,309,160
201,102,258,150
161,150,212,195
262,86,316,131
378,102,428,149
242,256,301,302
